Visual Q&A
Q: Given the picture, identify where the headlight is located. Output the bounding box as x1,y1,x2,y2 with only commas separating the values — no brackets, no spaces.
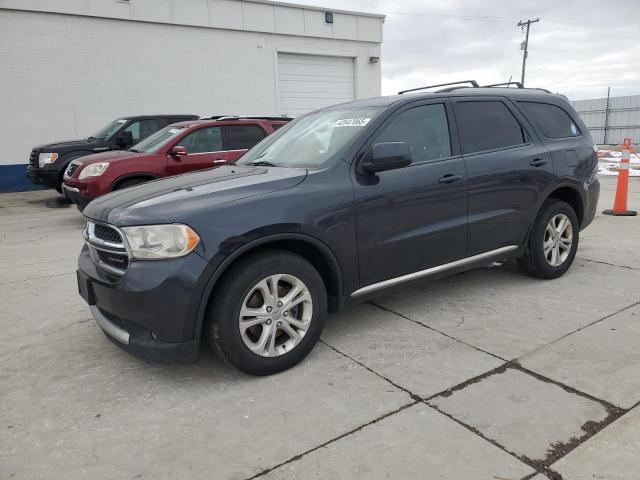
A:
38,152,58,168
79,162,109,179
121,224,200,259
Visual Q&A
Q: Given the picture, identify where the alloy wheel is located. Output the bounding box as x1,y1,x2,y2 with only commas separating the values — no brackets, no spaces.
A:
544,213,573,267
239,274,313,357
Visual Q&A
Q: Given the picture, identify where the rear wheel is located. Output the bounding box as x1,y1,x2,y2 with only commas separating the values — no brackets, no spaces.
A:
205,250,327,375
518,199,579,279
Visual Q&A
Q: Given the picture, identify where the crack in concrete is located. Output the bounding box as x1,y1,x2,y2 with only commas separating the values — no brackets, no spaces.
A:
319,339,626,479
245,290,636,479
244,400,420,479
514,299,640,362
576,256,640,271
368,301,508,362
320,340,422,402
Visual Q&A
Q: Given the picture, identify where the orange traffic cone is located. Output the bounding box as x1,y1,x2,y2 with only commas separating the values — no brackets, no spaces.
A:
603,138,637,216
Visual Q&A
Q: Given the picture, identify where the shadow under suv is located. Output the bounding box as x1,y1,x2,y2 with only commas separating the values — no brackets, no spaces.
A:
77,85,600,375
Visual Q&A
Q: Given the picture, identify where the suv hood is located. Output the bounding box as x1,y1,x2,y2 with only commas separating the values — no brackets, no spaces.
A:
83,165,307,225
73,150,145,168
35,138,104,151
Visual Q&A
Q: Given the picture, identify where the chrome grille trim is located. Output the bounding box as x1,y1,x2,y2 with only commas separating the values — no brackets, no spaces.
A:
64,159,81,179
85,220,130,276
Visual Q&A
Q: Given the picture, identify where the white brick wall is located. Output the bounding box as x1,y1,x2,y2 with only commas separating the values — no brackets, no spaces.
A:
0,7,381,165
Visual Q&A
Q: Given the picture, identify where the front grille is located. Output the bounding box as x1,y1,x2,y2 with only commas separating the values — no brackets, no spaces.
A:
85,221,129,275
65,161,80,177
96,249,129,270
29,150,38,168
94,223,123,244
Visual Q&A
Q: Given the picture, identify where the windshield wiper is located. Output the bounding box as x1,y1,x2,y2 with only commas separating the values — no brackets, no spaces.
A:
248,160,277,167
129,148,141,153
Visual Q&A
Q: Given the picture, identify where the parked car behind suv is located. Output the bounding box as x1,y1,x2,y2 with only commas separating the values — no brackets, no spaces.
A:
27,114,198,192
63,117,290,210
77,85,599,375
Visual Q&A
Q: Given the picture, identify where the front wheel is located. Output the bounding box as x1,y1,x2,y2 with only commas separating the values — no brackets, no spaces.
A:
205,250,327,375
518,199,579,279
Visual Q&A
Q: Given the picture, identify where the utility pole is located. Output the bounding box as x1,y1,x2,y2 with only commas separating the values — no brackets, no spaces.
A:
518,18,539,87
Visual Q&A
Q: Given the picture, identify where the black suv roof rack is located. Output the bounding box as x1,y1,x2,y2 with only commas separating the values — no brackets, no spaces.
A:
398,80,553,95
481,81,524,88
398,81,479,95
212,115,293,121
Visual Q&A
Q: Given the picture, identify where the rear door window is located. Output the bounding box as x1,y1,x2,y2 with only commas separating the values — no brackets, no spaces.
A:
375,103,452,164
224,125,267,150
518,102,580,138
454,101,525,154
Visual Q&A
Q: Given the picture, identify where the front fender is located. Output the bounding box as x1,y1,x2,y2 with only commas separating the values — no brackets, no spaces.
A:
191,232,344,341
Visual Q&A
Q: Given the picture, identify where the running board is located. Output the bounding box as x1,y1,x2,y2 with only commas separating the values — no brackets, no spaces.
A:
351,245,519,297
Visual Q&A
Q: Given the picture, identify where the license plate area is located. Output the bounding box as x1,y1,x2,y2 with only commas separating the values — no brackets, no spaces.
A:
77,270,95,305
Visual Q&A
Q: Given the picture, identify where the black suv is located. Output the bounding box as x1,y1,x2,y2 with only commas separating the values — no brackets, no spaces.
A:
27,114,198,192
77,84,599,375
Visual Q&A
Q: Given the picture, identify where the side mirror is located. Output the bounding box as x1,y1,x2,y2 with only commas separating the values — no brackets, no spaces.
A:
361,142,412,174
115,131,134,148
170,145,188,158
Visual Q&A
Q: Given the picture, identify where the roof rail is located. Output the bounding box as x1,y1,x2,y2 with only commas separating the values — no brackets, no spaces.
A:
398,80,479,94
399,80,554,95
481,81,524,88
213,115,293,121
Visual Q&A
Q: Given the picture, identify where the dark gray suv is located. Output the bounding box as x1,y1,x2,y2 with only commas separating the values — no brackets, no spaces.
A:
77,84,600,375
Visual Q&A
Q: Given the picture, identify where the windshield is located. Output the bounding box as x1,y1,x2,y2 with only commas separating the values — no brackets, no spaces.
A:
91,119,128,139
237,107,384,168
129,126,187,153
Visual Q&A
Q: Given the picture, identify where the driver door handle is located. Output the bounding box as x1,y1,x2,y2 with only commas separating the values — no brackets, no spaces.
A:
439,174,462,184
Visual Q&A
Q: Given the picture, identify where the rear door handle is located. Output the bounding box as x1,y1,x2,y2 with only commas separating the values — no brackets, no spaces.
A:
439,174,462,184
530,158,548,167
213,159,227,164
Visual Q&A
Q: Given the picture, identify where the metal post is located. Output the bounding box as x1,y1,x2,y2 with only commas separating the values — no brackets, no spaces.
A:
518,19,539,87
604,86,611,145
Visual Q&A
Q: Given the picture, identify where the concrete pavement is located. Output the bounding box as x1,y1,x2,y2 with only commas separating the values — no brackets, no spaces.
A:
1,177,639,480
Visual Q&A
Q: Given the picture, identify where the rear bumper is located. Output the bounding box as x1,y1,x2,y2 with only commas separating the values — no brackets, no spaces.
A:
582,178,600,229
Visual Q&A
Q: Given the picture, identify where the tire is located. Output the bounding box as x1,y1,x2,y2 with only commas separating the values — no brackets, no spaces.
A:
205,250,327,375
115,178,148,190
518,199,579,279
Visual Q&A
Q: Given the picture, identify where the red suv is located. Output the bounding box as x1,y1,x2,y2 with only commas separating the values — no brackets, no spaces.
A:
62,117,290,210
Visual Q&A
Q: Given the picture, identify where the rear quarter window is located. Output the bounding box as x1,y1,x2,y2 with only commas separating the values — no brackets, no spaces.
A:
518,102,581,139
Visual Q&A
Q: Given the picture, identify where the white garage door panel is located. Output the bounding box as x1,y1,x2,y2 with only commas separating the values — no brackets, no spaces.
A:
278,53,355,116
279,80,354,95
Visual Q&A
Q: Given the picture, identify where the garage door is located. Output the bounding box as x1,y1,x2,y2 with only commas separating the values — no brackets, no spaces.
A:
278,53,355,116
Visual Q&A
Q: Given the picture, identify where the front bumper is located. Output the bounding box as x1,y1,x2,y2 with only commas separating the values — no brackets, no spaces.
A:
27,167,60,187
77,245,212,364
63,183,92,211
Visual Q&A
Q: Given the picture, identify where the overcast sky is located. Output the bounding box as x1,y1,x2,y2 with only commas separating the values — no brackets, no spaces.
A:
286,0,640,101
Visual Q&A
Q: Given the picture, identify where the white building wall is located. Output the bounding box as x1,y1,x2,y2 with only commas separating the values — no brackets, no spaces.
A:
0,1,383,174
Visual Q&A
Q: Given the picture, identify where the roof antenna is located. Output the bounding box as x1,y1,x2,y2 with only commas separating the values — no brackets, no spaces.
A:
506,75,512,87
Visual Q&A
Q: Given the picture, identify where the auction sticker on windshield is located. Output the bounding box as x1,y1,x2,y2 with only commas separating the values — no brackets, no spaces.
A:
335,118,371,127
